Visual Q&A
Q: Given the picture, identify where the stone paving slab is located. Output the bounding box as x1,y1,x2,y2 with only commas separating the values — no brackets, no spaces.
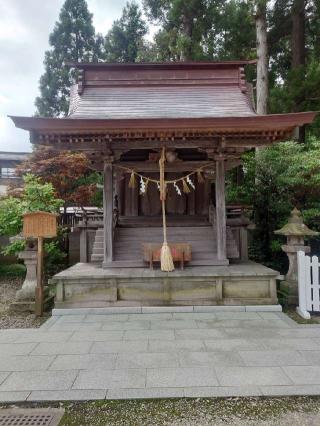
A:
116,352,180,369
215,366,293,386
299,350,320,365
28,389,106,401
0,311,320,402
0,330,23,343
124,330,175,340
0,370,78,391
222,328,279,339
0,343,37,356
70,330,124,342
49,354,117,370
48,323,104,332
260,384,320,396
204,338,266,351
238,350,308,367
262,338,320,350
0,391,30,402
278,328,320,338
175,329,225,339
73,368,146,390
106,387,184,399
150,320,199,329
84,314,130,322
91,340,148,353
31,341,93,356
148,339,206,352
146,367,219,388
0,355,55,371
17,331,73,343
0,373,10,386
178,350,244,367
283,366,320,384
101,320,150,330
183,386,263,397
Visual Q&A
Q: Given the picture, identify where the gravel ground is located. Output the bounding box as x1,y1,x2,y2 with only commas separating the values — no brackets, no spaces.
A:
0,277,47,329
2,397,320,425
58,397,320,426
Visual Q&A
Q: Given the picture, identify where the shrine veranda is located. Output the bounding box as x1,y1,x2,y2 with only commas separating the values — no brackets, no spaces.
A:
11,61,317,308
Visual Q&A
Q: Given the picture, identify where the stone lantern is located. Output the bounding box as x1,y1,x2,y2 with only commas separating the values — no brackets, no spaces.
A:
10,238,38,312
275,208,319,304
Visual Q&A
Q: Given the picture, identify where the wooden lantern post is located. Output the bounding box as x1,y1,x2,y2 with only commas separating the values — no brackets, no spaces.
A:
22,212,57,316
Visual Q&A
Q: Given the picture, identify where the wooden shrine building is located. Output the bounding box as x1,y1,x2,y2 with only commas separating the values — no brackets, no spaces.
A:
11,61,316,308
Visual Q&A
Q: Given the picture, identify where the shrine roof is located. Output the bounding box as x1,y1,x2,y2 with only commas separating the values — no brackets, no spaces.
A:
68,85,255,119
67,60,255,119
9,61,317,146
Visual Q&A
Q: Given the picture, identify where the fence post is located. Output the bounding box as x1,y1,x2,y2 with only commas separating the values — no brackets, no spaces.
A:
296,250,311,319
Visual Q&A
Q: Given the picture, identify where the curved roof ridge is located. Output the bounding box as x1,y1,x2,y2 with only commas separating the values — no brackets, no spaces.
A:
66,60,257,70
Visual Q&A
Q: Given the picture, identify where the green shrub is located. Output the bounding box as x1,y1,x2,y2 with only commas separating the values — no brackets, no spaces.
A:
227,137,320,271
0,264,26,278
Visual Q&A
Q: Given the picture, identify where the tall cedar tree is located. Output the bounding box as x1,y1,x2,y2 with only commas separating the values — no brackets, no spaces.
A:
268,0,320,136
144,1,255,61
105,2,148,62
143,0,214,60
205,1,255,60
35,0,103,117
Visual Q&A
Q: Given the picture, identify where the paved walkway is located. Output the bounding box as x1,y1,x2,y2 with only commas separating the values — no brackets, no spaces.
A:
1,310,320,402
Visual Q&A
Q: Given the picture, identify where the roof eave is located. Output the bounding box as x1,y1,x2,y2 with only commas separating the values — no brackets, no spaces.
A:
9,112,318,133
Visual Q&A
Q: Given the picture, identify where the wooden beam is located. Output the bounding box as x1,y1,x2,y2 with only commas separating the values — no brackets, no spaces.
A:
34,135,288,152
88,159,241,173
116,161,215,172
102,161,113,266
215,159,227,262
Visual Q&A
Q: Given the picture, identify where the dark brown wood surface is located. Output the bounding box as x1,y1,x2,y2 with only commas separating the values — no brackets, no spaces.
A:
103,162,113,263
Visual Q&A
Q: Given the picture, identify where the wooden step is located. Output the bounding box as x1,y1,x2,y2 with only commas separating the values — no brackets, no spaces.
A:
91,224,239,264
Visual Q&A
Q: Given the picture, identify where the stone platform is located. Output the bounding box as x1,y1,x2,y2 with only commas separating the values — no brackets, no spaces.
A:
50,261,279,308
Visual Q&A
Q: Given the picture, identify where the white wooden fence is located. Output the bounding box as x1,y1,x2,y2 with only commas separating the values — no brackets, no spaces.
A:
297,250,320,319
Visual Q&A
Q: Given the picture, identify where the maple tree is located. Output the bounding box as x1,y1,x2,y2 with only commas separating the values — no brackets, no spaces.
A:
17,147,100,208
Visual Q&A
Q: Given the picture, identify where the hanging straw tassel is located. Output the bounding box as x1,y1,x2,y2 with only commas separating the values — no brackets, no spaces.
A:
144,178,149,195
160,198,174,272
159,147,174,272
197,170,204,183
128,171,136,188
182,178,190,193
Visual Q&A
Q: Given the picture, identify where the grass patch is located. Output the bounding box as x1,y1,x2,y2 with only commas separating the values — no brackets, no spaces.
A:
0,263,26,278
56,396,320,425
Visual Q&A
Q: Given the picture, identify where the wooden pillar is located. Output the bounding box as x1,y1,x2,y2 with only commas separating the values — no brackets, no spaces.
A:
103,160,113,266
215,158,227,262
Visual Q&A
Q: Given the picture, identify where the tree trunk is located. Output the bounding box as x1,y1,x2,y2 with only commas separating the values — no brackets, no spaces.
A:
292,0,306,68
255,1,268,115
180,15,193,61
291,0,306,142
